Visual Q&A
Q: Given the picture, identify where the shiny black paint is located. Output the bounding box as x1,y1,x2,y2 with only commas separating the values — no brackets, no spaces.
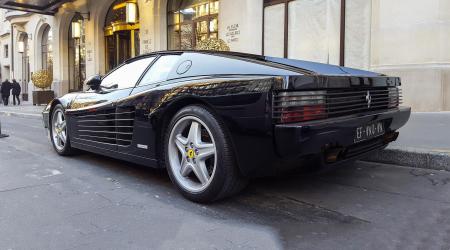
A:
43,51,410,178
273,107,411,173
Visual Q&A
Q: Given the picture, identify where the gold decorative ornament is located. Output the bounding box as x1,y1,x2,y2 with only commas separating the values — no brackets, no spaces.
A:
31,69,53,90
195,38,230,51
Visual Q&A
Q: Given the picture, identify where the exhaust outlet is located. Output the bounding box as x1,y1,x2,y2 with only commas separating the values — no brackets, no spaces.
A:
384,132,399,144
325,148,344,163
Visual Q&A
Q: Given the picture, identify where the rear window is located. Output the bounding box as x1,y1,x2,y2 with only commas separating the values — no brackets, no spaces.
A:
167,53,302,80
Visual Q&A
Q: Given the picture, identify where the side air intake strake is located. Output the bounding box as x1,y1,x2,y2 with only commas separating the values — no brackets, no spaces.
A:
74,108,135,146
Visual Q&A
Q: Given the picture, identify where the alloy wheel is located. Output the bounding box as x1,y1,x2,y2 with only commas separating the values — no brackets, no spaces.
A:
52,109,67,151
168,116,217,193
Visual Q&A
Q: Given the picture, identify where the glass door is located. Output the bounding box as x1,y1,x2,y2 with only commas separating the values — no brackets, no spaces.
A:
118,31,131,64
105,30,140,71
104,0,140,71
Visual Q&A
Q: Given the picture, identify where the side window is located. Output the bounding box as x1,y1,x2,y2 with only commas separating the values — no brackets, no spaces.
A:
138,55,180,86
101,57,155,89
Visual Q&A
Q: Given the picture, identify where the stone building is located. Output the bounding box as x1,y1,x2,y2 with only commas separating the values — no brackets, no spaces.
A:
0,0,448,111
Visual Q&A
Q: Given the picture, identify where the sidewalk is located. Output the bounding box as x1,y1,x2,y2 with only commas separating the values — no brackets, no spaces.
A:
0,104,449,171
366,112,450,170
0,102,45,119
391,112,450,152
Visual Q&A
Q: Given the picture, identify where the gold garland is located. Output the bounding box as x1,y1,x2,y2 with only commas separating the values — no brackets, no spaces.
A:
31,70,53,90
195,38,230,51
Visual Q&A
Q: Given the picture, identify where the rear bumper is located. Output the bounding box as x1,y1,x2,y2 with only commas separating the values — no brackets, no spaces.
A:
274,107,411,166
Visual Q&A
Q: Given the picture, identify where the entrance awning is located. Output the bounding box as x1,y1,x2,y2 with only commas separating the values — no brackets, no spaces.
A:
0,0,71,15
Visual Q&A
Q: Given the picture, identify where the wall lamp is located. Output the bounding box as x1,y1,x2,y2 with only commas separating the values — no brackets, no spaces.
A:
126,2,137,24
71,20,82,39
18,41,25,53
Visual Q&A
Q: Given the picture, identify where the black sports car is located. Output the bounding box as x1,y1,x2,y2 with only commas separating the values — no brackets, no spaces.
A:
42,51,411,202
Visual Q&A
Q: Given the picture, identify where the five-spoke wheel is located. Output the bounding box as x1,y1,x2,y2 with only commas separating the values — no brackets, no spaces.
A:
50,104,74,155
165,105,247,203
52,109,67,151
168,116,217,193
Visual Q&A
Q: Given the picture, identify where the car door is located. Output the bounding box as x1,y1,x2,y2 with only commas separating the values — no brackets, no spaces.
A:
117,54,182,159
69,56,155,152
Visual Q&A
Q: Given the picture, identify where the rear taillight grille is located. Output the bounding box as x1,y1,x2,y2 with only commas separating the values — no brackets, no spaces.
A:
273,87,402,123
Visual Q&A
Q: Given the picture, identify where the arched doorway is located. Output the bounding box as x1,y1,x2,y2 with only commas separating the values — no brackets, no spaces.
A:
68,14,86,92
167,0,219,50
104,0,140,71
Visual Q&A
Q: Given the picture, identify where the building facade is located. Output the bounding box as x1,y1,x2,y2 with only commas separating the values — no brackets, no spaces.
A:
0,0,448,111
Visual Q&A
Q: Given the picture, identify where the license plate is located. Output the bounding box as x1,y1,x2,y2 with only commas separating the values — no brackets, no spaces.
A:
354,121,385,143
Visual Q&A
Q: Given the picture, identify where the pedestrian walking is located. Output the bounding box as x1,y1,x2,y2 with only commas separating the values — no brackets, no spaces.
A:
0,79,11,106
11,79,21,106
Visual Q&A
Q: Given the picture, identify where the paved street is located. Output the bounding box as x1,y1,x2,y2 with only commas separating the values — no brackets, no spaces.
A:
1,115,450,250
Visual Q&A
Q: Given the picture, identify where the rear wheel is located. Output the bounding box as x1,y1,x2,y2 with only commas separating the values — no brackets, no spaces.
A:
50,104,74,156
164,105,247,203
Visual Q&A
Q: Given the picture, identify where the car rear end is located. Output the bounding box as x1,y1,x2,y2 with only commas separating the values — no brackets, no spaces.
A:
271,74,411,171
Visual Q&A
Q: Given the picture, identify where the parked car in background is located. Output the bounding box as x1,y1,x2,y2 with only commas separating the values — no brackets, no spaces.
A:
42,51,411,202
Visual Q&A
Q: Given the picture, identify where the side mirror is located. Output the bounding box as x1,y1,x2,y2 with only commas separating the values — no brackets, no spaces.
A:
85,75,102,91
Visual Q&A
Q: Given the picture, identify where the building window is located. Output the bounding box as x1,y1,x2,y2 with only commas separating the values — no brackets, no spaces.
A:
263,0,345,65
4,45,8,58
41,25,53,71
167,0,219,50
69,14,86,92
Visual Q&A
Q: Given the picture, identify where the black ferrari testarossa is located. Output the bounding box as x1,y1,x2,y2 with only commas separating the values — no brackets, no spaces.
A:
43,51,410,202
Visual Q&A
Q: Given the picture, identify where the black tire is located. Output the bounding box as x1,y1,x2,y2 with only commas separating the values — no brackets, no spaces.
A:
163,105,248,203
50,104,75,156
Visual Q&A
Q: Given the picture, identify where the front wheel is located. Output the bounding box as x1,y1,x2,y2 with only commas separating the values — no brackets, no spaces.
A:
50,104,75,156
164,105,247,203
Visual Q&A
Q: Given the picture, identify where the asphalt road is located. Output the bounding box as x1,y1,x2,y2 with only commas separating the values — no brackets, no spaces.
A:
1,115,450,250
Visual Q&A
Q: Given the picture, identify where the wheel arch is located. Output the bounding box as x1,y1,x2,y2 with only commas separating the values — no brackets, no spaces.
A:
153,96,244,175
48,99,63,124
48,95,75,122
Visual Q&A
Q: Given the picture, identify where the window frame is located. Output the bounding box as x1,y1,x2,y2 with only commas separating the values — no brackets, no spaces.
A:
262,0,346,66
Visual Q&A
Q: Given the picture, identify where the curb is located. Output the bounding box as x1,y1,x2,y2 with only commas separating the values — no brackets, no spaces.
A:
364,146,450,171
1,110,449,172
0,111,41,120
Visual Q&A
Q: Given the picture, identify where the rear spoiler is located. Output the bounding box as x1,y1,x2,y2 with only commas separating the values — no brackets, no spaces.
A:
265,57,383,77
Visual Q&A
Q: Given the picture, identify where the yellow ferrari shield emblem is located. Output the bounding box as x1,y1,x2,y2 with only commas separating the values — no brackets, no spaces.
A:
187,149,195,159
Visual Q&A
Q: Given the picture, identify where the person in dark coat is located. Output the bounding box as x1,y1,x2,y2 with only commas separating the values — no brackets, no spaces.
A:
11,79,21,105
0,79,11,106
